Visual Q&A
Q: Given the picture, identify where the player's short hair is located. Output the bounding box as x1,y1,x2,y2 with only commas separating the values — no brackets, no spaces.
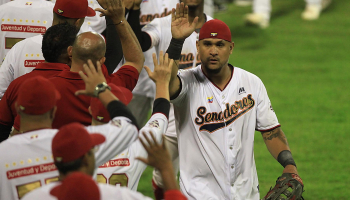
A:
42,22,78,63
55,156,84,175
54,150,93,175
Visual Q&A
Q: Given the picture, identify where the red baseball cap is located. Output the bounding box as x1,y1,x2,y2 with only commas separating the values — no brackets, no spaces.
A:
50,172,100,200
53,0,96,19
199,19,232,42
16,76,60,115
52,123,105,163
90,84,133,123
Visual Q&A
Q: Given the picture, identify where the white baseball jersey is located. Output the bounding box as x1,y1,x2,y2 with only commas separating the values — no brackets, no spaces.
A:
22,181,154,200
171,65,280,200
0,0,11,6
0,116,138,200
84,0,106,34
95,113,167,191
116,0,179,99
142,14,213,137
0,0,54,62
0,23,94,99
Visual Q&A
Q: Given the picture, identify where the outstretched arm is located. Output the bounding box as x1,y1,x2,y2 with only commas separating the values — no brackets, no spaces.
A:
166,3,198,99
96,0,144,73
261,127,298,174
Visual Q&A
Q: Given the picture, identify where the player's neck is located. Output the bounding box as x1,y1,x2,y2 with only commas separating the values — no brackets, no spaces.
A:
70,60,84,72
19,120,52,134
203,64,233,90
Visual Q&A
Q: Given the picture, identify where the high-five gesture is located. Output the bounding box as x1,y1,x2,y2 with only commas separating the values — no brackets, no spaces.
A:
171,2,199,40
145,51,173,100
144,51,174,85
95,0,126,24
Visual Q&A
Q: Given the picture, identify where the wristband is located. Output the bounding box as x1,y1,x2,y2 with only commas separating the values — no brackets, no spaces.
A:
107,20,123,26
166,38,184,60
277,150,297,168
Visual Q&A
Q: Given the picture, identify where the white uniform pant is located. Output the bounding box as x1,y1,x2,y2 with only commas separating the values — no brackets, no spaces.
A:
253,0,324,18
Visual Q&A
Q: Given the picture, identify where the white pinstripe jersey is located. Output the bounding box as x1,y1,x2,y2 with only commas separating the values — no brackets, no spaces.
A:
171,65,280,200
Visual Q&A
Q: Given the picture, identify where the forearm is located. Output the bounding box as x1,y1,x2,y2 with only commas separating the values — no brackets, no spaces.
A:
115,20,144,73
159,163,178,191
262,127,298,173
104,16,123,74
127,9,152,51
262,127,290,159
166,38,184,99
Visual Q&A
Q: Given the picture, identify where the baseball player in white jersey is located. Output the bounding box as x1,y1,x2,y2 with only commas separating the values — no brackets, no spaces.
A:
0,0,54,62
164,5,303,199
129,1,213,197
0,72,141,200
0,0,102,99
121,0,178,128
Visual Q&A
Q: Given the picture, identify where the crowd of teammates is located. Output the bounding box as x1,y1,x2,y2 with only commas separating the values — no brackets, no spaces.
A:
0,0,305,200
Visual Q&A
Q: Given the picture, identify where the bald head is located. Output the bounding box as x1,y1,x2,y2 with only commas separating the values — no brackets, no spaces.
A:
71,32,106,65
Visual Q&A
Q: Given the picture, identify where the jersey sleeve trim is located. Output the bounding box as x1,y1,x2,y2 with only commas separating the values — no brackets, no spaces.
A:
256,124,281,132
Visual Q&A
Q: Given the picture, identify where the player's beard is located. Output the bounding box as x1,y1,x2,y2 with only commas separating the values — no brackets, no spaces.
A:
202,62,223,75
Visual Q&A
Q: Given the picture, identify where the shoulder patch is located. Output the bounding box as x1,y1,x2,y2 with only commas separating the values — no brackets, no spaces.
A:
148,120,160,129
111,119,122,127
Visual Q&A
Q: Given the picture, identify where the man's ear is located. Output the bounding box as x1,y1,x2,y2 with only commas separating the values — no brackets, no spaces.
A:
50,106,57,120
15,102,21,115
99,57,106,65
88,106,92,115
230,42,234,54
67,46,73,57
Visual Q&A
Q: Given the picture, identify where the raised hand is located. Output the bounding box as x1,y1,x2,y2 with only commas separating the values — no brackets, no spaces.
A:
75,60,107,97
95,0,125,23
136,132,172,171
171,2,199,40
133,0,142,10
144,51,174,85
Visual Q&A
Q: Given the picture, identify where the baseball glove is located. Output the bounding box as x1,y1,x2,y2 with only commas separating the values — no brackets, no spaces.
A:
261,173,304,200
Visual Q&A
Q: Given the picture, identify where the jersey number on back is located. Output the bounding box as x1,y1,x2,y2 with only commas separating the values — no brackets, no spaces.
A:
16,177,59,199
96,173,128,187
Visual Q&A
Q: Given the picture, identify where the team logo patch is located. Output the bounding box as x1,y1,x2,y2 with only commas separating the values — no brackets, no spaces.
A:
55,157,62,162
111,119,122,127
195,94,255,133
207,96,213,103
238,87,246,95
25,2,32,5
97,116,104,121
30,135,38,139
269,102,275,112
211,33,218,37
57,9,64,14
148,120,160,129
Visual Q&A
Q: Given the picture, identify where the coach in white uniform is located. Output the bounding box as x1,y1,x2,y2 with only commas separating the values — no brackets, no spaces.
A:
165,7,303,200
